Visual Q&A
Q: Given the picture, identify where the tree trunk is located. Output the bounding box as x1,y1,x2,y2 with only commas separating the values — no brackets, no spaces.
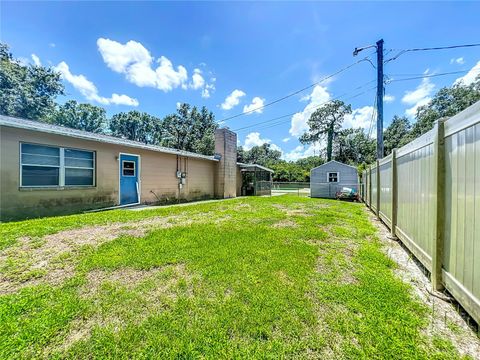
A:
327,127,334,162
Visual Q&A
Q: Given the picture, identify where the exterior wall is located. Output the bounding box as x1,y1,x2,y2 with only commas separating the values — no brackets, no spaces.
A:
310,161,358,198
214,128,237,198
0,126,216,221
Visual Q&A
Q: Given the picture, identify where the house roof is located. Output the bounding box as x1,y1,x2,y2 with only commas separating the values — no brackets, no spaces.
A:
311,160,358,171
0,115,218,162
237,162,274,173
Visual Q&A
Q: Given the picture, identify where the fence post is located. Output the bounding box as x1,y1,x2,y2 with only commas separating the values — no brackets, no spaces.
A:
390,149,398,239
376,160,380,219
432,119,446,291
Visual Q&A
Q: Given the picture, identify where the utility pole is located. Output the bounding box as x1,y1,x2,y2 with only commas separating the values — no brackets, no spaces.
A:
376,39,384,159
353,38,384,159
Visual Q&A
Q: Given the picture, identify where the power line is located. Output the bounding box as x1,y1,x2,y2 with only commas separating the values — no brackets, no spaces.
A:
251,87,377,132
236,85,377,133
385,43,480,63
233,79,376,132
218,56,374,123
367,95,377,139
385,70,469,83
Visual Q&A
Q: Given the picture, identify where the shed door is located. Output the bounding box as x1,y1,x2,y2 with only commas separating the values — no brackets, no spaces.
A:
329,184,338,198
119,154,139,205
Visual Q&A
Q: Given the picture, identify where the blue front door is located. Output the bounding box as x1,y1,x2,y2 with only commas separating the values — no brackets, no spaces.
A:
119,154,139,205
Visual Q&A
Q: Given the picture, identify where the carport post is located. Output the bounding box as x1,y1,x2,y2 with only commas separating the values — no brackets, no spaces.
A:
376,160,380,219
432,119,446,291
390,149,398,239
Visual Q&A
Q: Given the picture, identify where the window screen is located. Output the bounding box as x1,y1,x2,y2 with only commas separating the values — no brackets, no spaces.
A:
21,143,95,187
328,172,339,183
21,144,60,186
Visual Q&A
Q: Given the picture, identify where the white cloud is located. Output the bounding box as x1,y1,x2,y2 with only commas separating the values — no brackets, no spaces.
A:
282,137,290,143
283,142,323,161
97,38,152,73
154,56,188,91
270,143,282,152
343,106,375,131
108,94,139,106
200,74,216,99
405,97,431,118
243,97,265,114
221,89,246,110
97,38,190,93
190,68,205,90
49,43,56,48
402,77,435,117
450,57,465,65
243,132,282,153
454,60,480,86
289,85,331,137
31,54,41,66
55,61,139,107
383,94,395,103
202,82,215,98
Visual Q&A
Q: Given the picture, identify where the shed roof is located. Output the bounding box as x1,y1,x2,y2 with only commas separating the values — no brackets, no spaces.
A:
0,115,218,162
237,162,274,173
311,160,358,171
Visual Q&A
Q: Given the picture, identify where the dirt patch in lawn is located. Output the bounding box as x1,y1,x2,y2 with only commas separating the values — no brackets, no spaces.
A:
272,219,298,228
367,209,480,359
315,250,358,286
0,212,228,295
80,263,194,299
272,204,313,217
51,264,196,355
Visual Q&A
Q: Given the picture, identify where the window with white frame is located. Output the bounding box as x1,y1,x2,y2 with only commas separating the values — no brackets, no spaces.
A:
327,172,339,183
21,143,95,187
122,161,136,176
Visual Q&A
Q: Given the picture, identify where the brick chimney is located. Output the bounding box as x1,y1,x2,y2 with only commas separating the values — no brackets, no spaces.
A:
214,128,237,198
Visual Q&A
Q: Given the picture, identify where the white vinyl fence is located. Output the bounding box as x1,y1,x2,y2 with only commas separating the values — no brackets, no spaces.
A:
360,101,480,325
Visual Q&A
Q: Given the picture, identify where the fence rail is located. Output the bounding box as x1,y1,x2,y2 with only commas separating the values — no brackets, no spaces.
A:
272,182,310,196
360,101,480,325
272,182,310,190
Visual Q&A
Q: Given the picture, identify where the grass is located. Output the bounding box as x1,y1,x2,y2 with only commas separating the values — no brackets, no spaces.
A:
0,195,468,359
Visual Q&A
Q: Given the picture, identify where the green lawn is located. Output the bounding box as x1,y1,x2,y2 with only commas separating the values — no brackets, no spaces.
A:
0,196,465,359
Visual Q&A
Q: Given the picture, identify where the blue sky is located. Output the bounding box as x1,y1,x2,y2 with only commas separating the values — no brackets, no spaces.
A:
2,1,480,160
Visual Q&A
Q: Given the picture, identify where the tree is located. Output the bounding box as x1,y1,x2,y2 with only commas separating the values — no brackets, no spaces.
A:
333,128,375,165
409,80,480,140
268,156,325,182
237,143,282,167
0,43,64,120
160,103,217,155
237,146,247,163
270,162,304,182
109,111,162,144
295,156,324,171
46,100,107,133
300,100,352,161
383,116,411,155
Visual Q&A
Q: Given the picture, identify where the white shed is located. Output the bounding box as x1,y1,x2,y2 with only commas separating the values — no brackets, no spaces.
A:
310,160,359,198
